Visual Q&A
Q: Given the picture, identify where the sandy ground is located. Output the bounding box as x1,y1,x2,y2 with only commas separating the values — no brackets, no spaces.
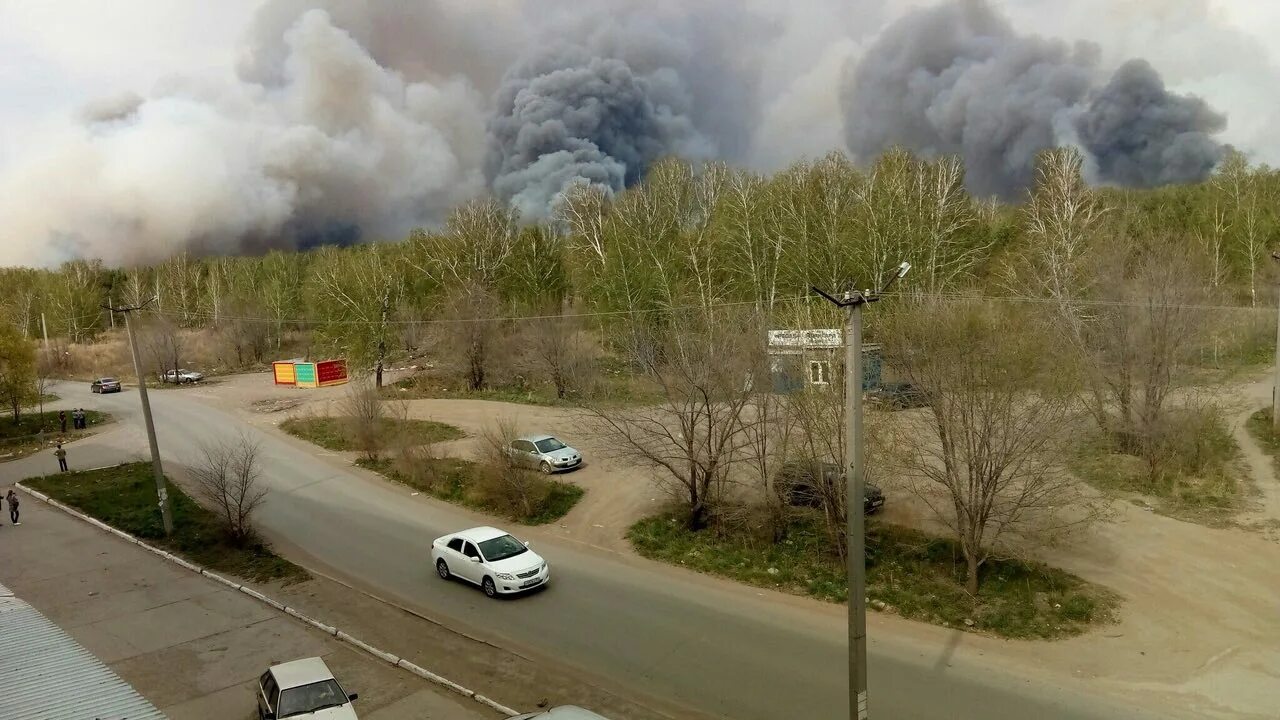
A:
121,369,1280,717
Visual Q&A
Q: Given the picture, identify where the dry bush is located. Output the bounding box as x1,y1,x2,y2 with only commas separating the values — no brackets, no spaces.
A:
475,417,550,519
392,434,446,491
343,378,385,462
191,433,268,545
519,311,600,400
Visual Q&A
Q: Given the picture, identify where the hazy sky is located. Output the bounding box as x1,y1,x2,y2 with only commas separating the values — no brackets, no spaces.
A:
2,0,1276,170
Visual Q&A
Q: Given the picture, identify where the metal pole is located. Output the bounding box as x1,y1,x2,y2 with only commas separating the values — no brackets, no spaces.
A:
122,310,174,535
844,293,869,720
1273,297,1280,433
41,313,50,354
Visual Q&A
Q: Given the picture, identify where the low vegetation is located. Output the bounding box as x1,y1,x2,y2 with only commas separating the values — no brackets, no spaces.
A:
629,514,1119,640
26,462,305,582
386,365,663,408
280,416,464,452
1246,408,1280,472
358,454,583,525
1071,407,1247,526
0,409,112,462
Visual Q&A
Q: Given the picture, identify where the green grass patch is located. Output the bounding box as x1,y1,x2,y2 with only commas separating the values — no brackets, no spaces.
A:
628,514,1119,640
26,463,306,583
1070,413,1246,526
0,410,113,463
280,416,464,451
1246,408,1280,473
0,409,110,440
358,456,584,526
22,393,60,408
385,371,663,408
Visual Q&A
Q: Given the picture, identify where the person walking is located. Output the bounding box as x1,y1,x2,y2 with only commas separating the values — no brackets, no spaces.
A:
55,442,68,472
76,408,86,430
71,408,80,430
6,489,19,525
59,409,67,433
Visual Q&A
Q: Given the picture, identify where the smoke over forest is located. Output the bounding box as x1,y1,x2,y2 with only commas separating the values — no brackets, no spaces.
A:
1,0,1269,266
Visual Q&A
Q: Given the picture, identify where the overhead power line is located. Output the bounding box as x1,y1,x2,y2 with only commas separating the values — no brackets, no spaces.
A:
135,290,1274,328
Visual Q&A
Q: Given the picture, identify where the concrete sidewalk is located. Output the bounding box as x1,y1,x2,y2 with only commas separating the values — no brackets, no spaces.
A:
0,490,493,720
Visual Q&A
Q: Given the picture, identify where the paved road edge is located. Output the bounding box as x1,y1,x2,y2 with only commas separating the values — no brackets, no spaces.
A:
16,477,521,719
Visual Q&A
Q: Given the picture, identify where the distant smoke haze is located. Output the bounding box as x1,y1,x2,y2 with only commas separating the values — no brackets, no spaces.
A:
841,0,1227,198
1,0,1268,266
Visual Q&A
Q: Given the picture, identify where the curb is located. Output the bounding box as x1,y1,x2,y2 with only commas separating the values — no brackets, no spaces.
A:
16,479,520,719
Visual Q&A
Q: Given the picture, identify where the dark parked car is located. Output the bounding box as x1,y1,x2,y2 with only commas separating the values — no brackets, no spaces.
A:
90,377,122,393
775,461,884,514
868,382,928,410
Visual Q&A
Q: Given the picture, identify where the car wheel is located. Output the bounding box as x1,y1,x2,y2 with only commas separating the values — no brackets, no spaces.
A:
482,577,498,598
539,461,552,475
436,559,451,581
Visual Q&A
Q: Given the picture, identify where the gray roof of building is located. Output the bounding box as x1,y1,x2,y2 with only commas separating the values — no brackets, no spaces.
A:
0,596,166,719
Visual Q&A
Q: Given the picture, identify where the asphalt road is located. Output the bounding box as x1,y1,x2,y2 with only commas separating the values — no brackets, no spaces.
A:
6,382,1179,720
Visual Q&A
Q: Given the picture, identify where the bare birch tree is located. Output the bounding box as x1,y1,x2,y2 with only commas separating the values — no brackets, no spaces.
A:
580,310,763,529
192,434,268,544
882,297,1097,594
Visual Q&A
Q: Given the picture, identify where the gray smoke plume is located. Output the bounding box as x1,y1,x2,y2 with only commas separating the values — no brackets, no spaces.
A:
485,3,768,217
0,5,490,266
1076,59,1227,187
841,0,1228,197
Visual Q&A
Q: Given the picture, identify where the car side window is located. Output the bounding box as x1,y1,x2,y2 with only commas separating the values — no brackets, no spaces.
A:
509,440,521,451
447,537,464,553
521,441,536,453
463,542,481,560
261,672,279,708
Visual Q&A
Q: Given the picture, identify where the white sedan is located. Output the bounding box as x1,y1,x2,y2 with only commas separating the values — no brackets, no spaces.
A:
431,526,550,598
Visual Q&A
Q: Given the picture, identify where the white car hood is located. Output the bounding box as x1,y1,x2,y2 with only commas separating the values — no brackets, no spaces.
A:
488,550,545,575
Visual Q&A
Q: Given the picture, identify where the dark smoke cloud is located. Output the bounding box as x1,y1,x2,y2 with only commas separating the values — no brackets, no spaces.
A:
485,3,768,217
841,0,1228,197
1076,59,1227,187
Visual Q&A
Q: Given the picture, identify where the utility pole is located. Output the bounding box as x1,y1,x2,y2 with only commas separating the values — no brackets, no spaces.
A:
103,298,174,535
375,289,390,389
1272,253,1280,432
812,261,910,720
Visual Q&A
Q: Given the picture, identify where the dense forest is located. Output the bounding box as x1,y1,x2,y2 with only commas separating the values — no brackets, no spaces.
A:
5,147,1278,372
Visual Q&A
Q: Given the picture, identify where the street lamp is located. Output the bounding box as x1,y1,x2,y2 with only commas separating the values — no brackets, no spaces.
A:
811,259,910,720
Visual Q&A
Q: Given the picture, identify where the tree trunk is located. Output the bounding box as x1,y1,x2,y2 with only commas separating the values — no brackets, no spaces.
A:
965,552,980,595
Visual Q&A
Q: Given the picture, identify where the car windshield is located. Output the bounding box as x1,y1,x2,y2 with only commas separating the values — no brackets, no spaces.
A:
277,680,347,717
478,534,528,562
534,438,566,453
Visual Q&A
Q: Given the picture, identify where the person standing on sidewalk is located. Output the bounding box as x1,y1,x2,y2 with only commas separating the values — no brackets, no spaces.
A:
6,489,19,525
55,442,68,472
59,409,67,433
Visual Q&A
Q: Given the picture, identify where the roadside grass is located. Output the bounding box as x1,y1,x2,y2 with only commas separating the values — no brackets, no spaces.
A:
0,410,113,463
357,456,584,525
280,416,465,451
25,462,306,583
385,371,664,409
23,393,60,407
1245,408,1280,473
1070,413,1247,527
629,514,1119,640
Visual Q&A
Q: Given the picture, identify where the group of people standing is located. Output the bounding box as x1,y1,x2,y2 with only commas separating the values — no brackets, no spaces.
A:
57,408,88,433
